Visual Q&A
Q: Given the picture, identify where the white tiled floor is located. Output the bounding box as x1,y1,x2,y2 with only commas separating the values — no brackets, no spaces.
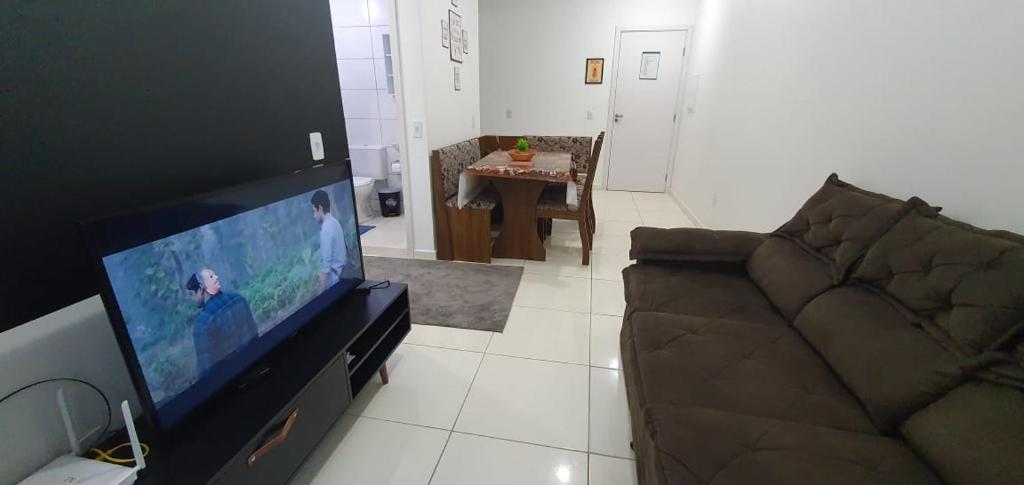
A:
292,190,696,485
361,213,408,253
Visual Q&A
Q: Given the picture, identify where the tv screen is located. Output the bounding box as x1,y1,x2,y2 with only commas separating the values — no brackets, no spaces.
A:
84,166,363,429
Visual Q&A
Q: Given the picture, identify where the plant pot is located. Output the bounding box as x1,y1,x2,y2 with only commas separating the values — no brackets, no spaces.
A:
507,149,536,163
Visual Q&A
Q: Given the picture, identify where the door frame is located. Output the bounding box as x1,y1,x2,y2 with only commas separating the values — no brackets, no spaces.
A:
384,0,416,258
602,25,694,192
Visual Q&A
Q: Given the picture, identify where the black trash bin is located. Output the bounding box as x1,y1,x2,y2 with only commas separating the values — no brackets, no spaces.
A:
377,187,402,217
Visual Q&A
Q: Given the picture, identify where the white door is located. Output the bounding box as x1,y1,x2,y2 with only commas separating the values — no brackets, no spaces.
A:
606,30,687,192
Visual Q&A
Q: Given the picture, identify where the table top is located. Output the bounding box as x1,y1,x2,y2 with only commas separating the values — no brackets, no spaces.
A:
465,150,574,183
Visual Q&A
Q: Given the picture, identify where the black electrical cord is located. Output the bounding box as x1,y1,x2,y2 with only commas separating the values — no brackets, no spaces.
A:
0,378,112,451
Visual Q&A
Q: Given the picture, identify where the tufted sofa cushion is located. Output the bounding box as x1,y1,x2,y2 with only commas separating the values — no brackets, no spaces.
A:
634,404,939,485
621,311,878,433
793,286,965,432
774,173,922,283
852,211,1024,356
524,135,592,172
901,381,1024,485
437,138,482,199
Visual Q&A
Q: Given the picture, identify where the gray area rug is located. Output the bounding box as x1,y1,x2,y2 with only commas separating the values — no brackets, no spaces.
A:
363,257,523,332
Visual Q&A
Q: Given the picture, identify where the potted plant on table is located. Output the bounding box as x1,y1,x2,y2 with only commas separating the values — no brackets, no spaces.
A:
508,137,536,164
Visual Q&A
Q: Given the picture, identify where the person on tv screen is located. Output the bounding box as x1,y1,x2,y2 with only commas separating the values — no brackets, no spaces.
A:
311,189,347,293
186,268,259,375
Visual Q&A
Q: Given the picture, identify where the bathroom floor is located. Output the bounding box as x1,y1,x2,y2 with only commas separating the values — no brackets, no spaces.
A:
360,213,408,256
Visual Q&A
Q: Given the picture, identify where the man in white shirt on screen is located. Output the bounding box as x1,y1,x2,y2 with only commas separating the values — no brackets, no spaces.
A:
311,189,347,293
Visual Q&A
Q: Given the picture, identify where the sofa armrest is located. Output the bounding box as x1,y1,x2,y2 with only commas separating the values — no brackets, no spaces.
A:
629,227,767,263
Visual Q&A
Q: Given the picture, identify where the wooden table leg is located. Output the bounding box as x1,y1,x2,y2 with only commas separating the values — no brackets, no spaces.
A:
379,363,389,385
491,178,548,260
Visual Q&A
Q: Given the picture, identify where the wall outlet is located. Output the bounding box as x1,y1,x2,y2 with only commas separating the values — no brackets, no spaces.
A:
471,114,476,128
505,109,512,119
587,110,593,121
309,132,325,161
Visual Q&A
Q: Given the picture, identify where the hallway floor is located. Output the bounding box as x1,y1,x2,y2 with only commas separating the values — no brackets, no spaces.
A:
291,190,696,485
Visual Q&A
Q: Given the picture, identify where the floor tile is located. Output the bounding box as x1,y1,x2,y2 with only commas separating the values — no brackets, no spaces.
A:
486,307,590,365
552,219,580,234
404,324,493,352
347,344,482,429
490,257,525,267
594,219,643,236
590,315,624,370
589,454,638,485
639,210,694,229
631,192,680,212
522,246,592,278
590,368,634,459
455,354,589,451
513,273,591,313
591,252,632,281
290,415,448,485
591,279,626,316
595,206,642,222
430,433,588,485
590,234,632,255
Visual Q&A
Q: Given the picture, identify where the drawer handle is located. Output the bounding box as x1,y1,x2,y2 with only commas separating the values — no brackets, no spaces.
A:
247,409,299,467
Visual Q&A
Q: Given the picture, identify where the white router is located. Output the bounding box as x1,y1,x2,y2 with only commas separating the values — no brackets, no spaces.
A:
19,389,146,485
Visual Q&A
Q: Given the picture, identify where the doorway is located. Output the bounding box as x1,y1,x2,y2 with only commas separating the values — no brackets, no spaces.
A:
604,28,689,192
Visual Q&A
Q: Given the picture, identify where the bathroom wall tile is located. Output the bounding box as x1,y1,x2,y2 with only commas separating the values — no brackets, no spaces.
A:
334,27,373,59
342,90,380,119
330,0,369,27
345,118,382,147
338,60,377,90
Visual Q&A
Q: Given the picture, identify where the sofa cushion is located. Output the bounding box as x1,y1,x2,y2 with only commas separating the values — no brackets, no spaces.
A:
775,173,918,282
794,286,964,432
852,211,1024,356
437,138,482,199
623,264,785,326
630,227,767,264
747,237,835,320
635,404,939,485
621,312,877,433
901,381,1024,485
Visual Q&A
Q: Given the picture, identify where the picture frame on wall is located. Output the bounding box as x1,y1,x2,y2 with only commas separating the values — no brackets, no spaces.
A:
462,30,469,54
441,20,450,48
454,66,462,91
585,58,605,84
449,10,463,63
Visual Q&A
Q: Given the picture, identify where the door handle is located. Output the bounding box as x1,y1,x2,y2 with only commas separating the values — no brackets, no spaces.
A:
614,113,624,122
248,409,299,467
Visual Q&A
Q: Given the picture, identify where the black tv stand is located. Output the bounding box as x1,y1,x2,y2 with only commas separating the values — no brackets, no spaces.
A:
233,363,272,392
101,281,410,484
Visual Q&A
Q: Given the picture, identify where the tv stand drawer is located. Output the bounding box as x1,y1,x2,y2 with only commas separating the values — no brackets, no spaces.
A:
212,355,351,485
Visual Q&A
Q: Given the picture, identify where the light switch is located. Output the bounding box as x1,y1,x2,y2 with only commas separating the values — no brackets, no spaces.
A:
412,120,423,138
587,111,593,121
309,132,325,161
506,109,512,119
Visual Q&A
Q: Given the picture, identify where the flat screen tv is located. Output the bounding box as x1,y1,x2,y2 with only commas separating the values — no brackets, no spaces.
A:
83,166,364,429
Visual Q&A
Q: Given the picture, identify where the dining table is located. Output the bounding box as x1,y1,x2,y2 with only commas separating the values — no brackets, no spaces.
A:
463,150,576,261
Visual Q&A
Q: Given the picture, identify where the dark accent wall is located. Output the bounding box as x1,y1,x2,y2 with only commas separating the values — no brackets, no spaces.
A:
0,1,348,331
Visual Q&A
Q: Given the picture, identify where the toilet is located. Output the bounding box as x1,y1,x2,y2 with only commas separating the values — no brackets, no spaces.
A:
349,146,389,222
351,176,375,222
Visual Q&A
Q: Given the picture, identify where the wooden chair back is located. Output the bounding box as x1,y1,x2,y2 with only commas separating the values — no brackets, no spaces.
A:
579,132,605,212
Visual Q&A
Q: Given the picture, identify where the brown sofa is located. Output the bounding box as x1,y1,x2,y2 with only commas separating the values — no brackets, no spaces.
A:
621,174,1024,485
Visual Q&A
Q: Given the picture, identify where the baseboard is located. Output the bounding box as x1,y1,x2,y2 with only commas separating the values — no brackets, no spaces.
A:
362,246,411,258
668,189,706,228
414,249,437,260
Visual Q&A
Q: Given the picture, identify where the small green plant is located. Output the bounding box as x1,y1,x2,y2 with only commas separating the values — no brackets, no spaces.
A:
516,138,529,152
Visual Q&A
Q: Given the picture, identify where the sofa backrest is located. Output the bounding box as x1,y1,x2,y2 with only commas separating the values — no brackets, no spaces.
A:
746,174,919,320
795,208,1024,484
435,138,482,200
524,135,592,172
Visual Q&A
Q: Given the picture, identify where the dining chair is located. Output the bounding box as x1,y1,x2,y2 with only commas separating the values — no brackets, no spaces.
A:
535,132,605,265
429,138,501,263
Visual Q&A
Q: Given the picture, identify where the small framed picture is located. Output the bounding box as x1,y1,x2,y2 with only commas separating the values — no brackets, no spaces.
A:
441,20,450,48
462,30,469,54
449,10,463,63
639,51,661,80
454,66,462,91
585,58,604,85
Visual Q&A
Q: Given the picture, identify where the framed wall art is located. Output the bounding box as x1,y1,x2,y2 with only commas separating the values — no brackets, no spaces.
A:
449,10,463,63
585,58,604,84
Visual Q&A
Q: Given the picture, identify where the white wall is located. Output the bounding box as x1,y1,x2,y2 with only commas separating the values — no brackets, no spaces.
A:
672,0,1024,233
394,0,481,255
0,298,139,483
479,0,700,185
